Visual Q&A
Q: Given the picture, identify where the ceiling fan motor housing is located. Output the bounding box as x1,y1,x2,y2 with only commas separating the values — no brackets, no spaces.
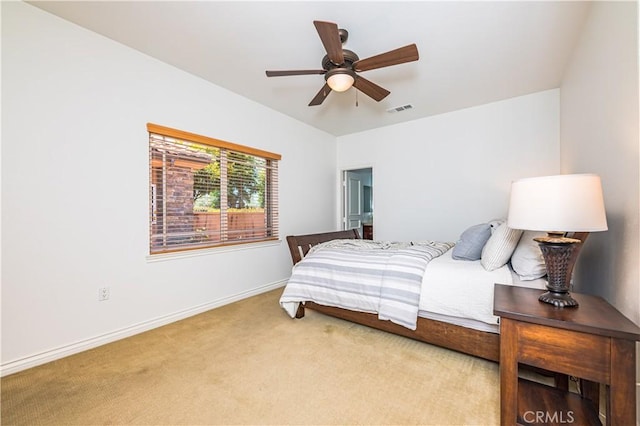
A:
322,49,359,70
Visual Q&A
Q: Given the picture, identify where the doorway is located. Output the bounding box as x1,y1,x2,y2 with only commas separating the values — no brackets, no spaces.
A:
342,167,373,239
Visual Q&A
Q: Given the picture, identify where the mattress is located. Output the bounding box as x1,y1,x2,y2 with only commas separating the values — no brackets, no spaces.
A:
418,249,547,333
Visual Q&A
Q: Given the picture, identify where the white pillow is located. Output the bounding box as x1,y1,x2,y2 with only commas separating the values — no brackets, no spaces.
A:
488,219,505,234
511,231,547,280
481,223,523,271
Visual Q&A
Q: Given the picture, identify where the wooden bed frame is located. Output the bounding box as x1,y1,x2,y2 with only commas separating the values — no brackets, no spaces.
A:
286,229,501,361
286,229,590,363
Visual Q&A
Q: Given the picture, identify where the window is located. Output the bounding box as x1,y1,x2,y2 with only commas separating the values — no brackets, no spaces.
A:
148,123,280,254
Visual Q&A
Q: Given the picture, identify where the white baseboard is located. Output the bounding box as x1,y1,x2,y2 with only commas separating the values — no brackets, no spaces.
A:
1,280,287,377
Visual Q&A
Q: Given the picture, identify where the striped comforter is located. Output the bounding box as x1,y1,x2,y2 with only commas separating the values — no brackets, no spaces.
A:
279,239,454,330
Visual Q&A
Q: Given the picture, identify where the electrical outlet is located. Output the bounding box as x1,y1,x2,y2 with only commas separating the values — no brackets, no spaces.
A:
98,287,110,301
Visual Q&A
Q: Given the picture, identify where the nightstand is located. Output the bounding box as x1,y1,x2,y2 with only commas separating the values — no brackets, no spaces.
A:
493,284,640,426
362,224,373,240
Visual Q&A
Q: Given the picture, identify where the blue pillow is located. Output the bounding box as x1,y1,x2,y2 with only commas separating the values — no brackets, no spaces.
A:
452,223,492,261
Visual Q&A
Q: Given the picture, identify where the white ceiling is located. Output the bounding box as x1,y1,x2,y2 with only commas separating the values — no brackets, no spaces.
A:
30,1,591,137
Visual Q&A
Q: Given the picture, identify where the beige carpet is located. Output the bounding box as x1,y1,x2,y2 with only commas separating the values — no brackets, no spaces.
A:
1,289,500,425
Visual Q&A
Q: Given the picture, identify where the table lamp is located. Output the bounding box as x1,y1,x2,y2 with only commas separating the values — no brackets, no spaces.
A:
507,174,608,307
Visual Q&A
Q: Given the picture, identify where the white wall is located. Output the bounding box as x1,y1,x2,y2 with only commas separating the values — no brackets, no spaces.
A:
560,1,639,323
559,3,639,421
1,2,337,374
337,90,561,242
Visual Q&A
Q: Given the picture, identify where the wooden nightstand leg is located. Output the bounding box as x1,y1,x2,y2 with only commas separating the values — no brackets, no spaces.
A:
554,373,569,391
580,380,599,413
609,339,636,425
500,319,518,426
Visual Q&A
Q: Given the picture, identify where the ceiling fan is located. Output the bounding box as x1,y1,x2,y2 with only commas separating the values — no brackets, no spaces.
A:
265,21,419,106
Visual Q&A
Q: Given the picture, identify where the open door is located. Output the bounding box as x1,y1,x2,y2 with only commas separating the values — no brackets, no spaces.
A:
342,168,373,238
344,171,363,231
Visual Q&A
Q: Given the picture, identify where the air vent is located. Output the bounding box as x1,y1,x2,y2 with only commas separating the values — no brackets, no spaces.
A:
386,104,414,113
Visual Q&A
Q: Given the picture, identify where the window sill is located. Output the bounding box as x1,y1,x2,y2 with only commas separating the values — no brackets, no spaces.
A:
146,239,282,263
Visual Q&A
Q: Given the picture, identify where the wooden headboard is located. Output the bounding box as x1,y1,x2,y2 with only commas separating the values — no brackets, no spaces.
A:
286,229,360,265
286,229,588,266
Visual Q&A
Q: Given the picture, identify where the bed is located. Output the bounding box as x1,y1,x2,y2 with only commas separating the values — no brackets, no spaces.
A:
280,228,588,362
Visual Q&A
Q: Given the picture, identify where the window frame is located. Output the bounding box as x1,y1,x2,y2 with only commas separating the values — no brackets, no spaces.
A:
147,123,281,255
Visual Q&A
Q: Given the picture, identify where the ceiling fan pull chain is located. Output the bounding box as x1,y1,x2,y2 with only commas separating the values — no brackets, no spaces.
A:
355,89,359,107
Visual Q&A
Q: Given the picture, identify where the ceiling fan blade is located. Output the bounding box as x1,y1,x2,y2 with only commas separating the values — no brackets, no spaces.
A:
313,21,344,65
353,76,390,102
266,70,326,77
309,83,332,106
353,44,419,72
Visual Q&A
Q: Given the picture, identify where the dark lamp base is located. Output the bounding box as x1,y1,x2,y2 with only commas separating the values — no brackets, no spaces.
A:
538,290,579,308
535,234,583,309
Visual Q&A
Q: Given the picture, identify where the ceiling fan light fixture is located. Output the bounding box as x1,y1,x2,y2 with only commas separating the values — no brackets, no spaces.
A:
326,69,355,92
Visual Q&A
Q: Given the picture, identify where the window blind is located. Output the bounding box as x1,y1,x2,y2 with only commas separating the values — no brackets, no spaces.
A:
148,123,280,254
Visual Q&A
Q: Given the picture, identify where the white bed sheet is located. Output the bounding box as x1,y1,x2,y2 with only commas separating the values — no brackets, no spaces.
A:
418,310,501,333
418,250,547,330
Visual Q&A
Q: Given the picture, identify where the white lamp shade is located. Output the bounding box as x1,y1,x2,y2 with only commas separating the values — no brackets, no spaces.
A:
507,174,608,232
326,72,354,92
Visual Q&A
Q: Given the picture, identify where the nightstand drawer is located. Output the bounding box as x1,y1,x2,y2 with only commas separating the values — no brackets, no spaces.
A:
515,321,611,383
